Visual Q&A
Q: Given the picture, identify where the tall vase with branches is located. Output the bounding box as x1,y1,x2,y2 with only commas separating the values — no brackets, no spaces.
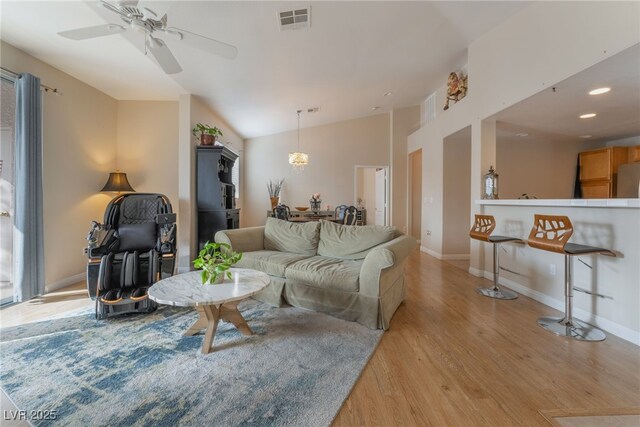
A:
267,179,284,209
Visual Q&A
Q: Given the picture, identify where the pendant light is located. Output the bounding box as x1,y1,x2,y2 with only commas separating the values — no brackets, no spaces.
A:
289,110,309,172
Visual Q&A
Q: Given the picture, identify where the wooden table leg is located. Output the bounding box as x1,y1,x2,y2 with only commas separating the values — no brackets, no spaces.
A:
201,305,220,354
183,306,209,336
220,301,254,336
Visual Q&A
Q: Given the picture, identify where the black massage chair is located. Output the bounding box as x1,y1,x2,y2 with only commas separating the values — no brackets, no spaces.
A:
85,193,176,320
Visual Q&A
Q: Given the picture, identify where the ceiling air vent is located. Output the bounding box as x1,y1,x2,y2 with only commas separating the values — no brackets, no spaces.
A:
278,7,311,31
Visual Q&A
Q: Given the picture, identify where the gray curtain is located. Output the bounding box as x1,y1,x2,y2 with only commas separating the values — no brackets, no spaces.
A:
14,73,44,302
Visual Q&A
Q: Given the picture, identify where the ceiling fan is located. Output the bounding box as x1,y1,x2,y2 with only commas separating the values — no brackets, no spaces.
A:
58,0,238,74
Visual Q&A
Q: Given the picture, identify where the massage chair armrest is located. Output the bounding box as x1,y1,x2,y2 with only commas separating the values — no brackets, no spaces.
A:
86,228,118,258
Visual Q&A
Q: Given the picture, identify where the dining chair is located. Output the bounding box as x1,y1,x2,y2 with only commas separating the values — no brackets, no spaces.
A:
343,206,358,225
273,204,291,221
334,205,348,221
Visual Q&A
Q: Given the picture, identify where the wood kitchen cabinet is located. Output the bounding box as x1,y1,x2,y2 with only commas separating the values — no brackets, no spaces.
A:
579,147,628,198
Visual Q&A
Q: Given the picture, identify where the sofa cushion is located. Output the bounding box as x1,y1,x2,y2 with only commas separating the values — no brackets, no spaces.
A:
264,217,320,256
285,256,363,292
237,250,310,278
317,220,396,260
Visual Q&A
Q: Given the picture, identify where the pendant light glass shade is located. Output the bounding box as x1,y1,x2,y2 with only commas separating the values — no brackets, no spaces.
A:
289,110,309,172
100,171,135,193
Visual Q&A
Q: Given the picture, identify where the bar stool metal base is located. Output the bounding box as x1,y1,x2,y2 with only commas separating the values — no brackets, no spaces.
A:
537,316,606,342
475,286,518,300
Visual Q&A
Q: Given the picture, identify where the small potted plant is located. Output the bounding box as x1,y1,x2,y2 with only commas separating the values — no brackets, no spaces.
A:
192,123,224,146
192,242,242,284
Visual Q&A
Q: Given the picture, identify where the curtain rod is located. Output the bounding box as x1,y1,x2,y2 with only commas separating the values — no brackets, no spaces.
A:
0,66,61,95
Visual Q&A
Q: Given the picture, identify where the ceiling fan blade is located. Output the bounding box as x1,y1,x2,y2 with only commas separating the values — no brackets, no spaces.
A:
147,37,182,74
100,0,126,17
58,24,126,40
167,27,238,60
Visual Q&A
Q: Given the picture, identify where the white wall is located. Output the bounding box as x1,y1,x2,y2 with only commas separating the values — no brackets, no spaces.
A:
1,41,118,290
243,113,390,227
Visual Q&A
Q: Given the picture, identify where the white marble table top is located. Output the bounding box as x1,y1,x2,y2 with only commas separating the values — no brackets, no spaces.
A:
148,268,270,307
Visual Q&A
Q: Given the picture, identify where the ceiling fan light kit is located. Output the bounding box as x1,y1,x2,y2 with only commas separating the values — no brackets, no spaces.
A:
58,0,238,75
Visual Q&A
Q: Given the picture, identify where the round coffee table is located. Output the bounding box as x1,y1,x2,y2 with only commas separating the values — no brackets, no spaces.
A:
148,268,270,354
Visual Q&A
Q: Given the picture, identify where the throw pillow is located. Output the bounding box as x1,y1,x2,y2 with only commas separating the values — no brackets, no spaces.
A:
318,220,396,259
264,217,320,255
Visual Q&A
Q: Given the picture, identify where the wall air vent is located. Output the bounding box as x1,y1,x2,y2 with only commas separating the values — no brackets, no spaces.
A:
278,7,311,31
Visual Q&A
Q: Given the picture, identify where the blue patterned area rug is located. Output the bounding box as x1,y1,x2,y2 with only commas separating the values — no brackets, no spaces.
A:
0,299,382,426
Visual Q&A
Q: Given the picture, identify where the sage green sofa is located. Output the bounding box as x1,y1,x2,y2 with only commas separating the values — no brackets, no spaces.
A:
214,218,416,330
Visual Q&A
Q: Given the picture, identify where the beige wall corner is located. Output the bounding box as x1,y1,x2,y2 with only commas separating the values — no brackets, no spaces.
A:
1,41,118,287
116,101,179,204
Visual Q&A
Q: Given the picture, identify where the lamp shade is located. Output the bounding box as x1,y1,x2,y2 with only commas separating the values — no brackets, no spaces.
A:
100,171,135,192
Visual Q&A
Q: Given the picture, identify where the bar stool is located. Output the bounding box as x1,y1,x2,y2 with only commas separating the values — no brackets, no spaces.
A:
469,215,524,300
527,214,615,342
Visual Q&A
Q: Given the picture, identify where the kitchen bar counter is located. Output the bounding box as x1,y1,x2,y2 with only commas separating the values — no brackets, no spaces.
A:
477,198,640,208
472,200,640,345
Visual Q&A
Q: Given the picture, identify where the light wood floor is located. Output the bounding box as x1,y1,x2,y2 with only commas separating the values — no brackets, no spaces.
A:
1,251,638,426
334,250,640,426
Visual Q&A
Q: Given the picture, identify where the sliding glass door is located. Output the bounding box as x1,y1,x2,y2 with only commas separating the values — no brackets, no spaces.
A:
0,76,16,305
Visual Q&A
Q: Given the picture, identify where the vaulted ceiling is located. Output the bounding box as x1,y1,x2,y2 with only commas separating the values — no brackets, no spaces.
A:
1,1,530,138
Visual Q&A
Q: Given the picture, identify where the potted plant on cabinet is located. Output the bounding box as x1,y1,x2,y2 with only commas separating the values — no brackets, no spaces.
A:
192,123,224,146
192,242,243,284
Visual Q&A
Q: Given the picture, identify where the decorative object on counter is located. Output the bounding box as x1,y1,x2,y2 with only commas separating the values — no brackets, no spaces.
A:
517,193,538,199
294,206,309,211
289,110,309,173
325,204,331,211
482,166,499,200
309,192,322,213
443,71,468,110
267,178,284,209
192,241,242,285
273,204,291,221
356,197,364,209
192,123,224,146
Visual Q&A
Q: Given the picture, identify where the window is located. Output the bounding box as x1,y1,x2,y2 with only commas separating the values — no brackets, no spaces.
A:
232,155,240,200
0,74,16,305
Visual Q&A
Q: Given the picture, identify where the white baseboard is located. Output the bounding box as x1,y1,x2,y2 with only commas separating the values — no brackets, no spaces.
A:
468,266,484,277
46,273,85,293
478,269,640,346
441,254,470,261
419,246,469,261
420,246,441,259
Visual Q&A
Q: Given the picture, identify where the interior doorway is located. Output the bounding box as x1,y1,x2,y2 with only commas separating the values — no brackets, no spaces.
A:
442,126,471,260
354,166,389,226
408,149,422,241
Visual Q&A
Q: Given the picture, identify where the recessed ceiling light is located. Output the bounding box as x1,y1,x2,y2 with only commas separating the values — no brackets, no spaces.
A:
371,106,380,111
589,87,610,95
515,132,528,137
580,135,593,139
383,91,393,97
580,113,596,119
